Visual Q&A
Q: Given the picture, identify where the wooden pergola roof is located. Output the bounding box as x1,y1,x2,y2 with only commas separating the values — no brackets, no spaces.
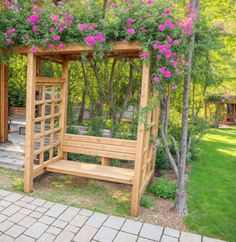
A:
12,41,142,62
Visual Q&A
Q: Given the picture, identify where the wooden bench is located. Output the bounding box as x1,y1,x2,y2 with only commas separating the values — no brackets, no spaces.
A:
46,134,137,184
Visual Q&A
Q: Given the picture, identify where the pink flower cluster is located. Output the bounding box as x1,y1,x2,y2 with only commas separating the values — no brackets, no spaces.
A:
5,28,16,44
84,32,106,47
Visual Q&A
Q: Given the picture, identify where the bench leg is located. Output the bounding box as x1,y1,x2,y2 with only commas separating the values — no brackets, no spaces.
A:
101,157,110,166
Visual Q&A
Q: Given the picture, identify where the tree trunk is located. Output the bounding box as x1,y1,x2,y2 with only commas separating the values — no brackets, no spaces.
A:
173,0,200,213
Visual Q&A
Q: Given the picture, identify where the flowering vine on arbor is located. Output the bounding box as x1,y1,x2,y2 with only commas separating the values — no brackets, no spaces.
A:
0,0,195,91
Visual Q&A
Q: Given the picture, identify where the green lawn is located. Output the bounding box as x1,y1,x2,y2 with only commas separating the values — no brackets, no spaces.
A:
185,128,236,242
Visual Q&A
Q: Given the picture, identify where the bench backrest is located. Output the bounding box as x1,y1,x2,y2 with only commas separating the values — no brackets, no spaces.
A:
63,134,137,161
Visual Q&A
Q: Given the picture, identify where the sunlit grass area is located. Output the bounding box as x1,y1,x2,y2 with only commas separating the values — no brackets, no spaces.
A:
185,128,236,242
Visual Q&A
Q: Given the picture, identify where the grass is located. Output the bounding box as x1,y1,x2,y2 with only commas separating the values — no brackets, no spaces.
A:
185,128,236,242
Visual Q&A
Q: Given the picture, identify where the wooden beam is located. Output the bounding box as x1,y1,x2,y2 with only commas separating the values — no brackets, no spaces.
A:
12,41,141,56
131,59,151,217
24,53,37,193
0,64,8,143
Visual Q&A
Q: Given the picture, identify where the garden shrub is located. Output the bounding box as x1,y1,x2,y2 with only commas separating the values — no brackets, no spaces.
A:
148,176,176,199
140,195,153,208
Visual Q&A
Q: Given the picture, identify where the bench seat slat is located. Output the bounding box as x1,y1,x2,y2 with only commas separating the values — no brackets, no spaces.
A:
46,160,134,184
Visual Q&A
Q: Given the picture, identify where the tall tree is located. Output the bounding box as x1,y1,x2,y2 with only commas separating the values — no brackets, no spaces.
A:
173,0,200,213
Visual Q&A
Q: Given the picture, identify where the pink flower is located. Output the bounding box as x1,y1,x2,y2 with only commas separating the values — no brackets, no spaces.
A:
88,26,94,31
164,8,171,15
84,36,97,47
50,27,55,33
164,71,171,78
159,67,166,73
165,50,172,58
53,35,60,41
127,28,136,35
49,44,55,49
159,25,165,31
95,32,106,42
140,27,147,33
59,27,64,32
167,36,173,43
6,38,11,44
147,0,154,4
32,26,37,32
153,76,160,83
59,43,64,49
68,15,73,19
166,43,171,49
127,18,134,26
173,40,179,46
173,61,178,67
157,55,162,59
79,24,87,31
65,19,71,25
28,14,40,25
32,47,37,53
6,28,16,35
166,20,175,29
140,52,150,59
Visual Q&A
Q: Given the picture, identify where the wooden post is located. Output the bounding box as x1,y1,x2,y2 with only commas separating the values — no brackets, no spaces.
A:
24,53,36,193
101,157,110,166
0,64,8,143
131,60,151,217
60,61,69,159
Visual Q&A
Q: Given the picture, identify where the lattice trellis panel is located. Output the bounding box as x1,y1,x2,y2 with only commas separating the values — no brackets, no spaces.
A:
33,81,63,169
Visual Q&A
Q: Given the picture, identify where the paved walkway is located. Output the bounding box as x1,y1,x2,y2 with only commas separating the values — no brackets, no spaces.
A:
0,190,225,242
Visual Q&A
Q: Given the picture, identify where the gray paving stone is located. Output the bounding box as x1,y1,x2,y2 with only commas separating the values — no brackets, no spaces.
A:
140,223,163,240
31,198,46,207
0,234,15,242
52,219,68,229
19,216,37,228
5,224,26,238
24,222,49,239
8,212,26,223
58,206,80,222
35,206,48,213
20,196,35,203
202,237,226,242
15,201,29,208
0,200,12,207
45,203,68,218
42,201,55,209
25,203,37,210
4,193,23,202
1,204,21,216
164,227,180,238
46,226,62,236
0,220,14,232
121,219,142,235
15,234,35,242
54,230,75,242
74,225,98,242
19,208,33,215
161,235,178,242
0,213,8,223
38,215,55,225
86,212,108,228
29,211,43,219
37,233,56,242
65,224,80,234
103,215,125,230
79,208,93,217
137,238,154,242
0,190,11,197
180,231,202,242
0,205,4,211
114,231,138,242
70,214,88,227
94,226,118,242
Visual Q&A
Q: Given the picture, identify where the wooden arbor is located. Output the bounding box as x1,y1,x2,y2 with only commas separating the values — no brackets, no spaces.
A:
15,42,159,216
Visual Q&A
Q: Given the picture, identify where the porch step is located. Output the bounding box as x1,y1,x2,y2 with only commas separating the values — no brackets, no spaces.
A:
0,149,24,171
